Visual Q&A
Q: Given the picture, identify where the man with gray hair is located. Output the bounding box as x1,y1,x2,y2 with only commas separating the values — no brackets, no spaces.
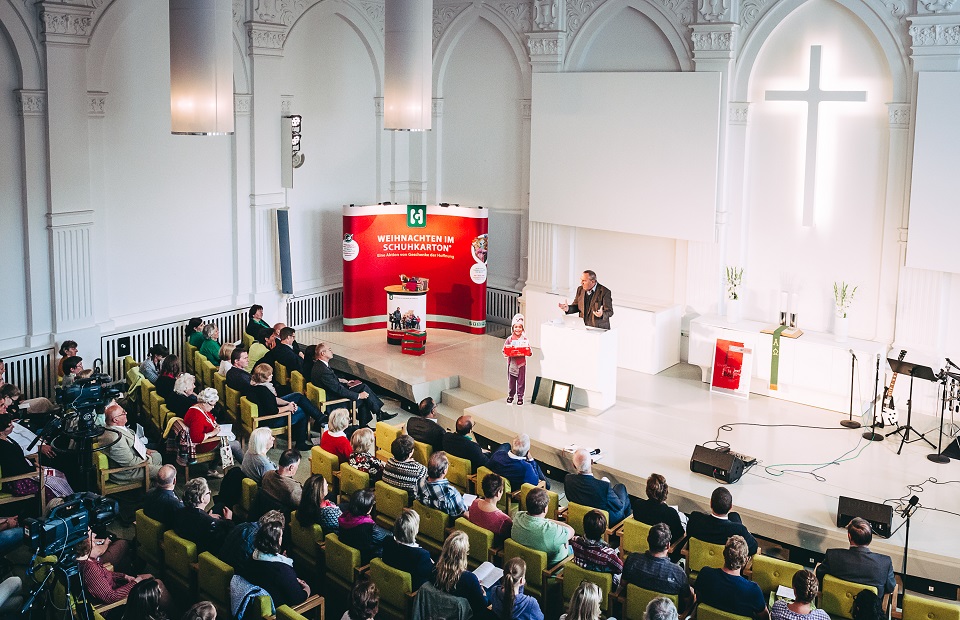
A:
100,402,162,485
418,451,467,518
565,448,631,524
143,464,183,524
645,597,679,620
487,433,549,490
558,269,614,330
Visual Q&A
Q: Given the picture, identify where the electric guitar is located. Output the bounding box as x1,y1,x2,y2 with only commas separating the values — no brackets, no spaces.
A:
879,349,907,426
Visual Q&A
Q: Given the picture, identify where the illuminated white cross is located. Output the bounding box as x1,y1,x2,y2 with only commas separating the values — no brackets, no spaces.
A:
764,46,866,227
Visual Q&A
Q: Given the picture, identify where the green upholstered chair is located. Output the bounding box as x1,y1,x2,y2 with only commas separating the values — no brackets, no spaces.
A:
274,361,290,389
820,575,878,620
901,593,960,620
338,462,371,503
225,385,242,419
412,440,433,468
454,517,497,570
139,376,155,420
94,450,149,497
241,477,259,515
566,501,610,539
561,562,614,612
240,396,292,447
623,584,679,620
375,422,404,455
476,465,513,513
374,480,410,530
413,500,452,557
445,452,472,494
163,529,198,594
289,510,324,578
620,517,653,556
123,356,138,374
369,557,414,620
324,533,363,601
750,554,804,601
290,370,306,395
697,603,753,620
310,446,340,490
198,551,234,615
502,537,569,602
520,482,560,520
688,537,726,583
213,373,228,414
134,509,167,569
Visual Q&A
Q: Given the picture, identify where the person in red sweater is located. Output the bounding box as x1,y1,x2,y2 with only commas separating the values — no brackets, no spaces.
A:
183,388,242,477
320,408,353,463
76,530,170,607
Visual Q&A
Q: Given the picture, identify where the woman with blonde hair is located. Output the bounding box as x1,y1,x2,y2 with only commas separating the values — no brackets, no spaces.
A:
241,427,277,483
559,581,604,620
217,343,236,377
247,363,311,451
347,427,384,481
488,556,543,619
320,407,353,463
432,530,487,615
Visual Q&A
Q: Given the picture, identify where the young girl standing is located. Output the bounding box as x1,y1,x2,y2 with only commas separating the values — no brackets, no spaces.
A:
503,314,532,405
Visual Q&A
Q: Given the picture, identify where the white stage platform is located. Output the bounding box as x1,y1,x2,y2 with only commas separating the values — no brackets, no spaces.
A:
297,325,960,586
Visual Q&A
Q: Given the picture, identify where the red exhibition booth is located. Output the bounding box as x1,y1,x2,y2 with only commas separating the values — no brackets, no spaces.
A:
342,204,488,338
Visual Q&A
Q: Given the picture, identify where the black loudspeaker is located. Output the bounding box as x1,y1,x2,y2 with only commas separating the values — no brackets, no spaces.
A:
837,496,893,539
276,209,293,295
690,444,745,484
942,437,960,459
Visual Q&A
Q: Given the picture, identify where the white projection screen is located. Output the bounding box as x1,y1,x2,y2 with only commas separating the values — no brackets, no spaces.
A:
906,72,960,274
530,72,721,242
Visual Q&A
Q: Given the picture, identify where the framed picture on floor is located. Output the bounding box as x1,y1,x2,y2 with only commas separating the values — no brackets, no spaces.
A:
710,338,752,399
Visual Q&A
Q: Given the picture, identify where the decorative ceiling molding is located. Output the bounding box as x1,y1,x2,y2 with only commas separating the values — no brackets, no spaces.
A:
88,91,107,118
247,21,288,55
566,0,604,36
16,90,46,117
433,3,472,47
908,22,960,46
500,1,533,33
39,2,96,45
356,0,385,34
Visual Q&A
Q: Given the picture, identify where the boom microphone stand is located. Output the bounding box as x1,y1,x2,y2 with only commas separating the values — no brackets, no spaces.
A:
863,353,885,441
927,370,957,463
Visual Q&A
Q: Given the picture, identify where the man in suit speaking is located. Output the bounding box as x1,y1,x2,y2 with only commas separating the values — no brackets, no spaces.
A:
559,270,614,330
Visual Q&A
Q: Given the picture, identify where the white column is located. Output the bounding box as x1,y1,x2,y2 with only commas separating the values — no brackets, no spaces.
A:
517,99,532,291
428,98,443,203
234,93,255,305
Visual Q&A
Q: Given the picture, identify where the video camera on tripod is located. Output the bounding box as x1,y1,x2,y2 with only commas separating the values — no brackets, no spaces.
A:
42,360,126,444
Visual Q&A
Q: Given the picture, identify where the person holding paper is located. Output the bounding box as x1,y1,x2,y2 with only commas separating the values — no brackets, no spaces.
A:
558,270,614,330
503,314,533,405
101,403,162,485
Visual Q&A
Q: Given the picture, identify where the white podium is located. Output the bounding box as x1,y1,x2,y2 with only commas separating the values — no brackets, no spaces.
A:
539,318,618,411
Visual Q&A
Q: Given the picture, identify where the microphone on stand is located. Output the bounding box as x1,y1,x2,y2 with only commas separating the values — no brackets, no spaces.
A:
897,495,920,518
848,349,857,361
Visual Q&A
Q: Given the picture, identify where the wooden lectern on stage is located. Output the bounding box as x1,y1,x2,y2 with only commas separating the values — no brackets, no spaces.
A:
539,318,618,411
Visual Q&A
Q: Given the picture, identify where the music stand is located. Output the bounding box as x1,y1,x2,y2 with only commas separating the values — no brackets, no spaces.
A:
928,370,960,463
885,359,937,455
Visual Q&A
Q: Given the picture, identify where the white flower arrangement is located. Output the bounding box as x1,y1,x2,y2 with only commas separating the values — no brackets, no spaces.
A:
725,266,743,301
834,281,858,318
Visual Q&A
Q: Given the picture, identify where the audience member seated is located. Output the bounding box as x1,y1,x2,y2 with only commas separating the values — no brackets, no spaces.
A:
122,577,168,620
297,474,341,535
487,433,548,490
217,343,235,377
851,590,886,620
248,326,273,368
242,518,310,607
381,508,434,589
60,355,83,387
621,523,694,615
420,451,467,518
0,516,25,557
101,402,162,483
570,509,623,586
182,601,217,620
247,363,313,452
321,408,354,463
57,340,79,378
174,478,235,554
631,473,685,545
687,486,758,555
155,355,180,398
431,530,487,616
184,388,243,477
771,569,829,620
311,342,396,426
186,318,205,348
645,597,680,620
815,517,896,599
140,343,168,384
0,574,23,617
0,383,56,427
199,324,222,367
381,433,427,502
339,489,393,564
694,535,768,619
348,427,385,482
77,529,170,607
167,372,199,417
467,472,512,544
219,510,284,575
0,413,73,499
407,397,445,451
565,448,631,525
226,347,251,394
559,581,605,620
260,326,304,378
342,579,379,620
246,304,271,337
241,427,277,483
143,464,183,524
441,415,488,470
512,487,574,567
259,449,303,515
488,556,544,620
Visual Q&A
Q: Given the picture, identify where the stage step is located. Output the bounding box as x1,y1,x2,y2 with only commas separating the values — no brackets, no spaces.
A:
440,386,490,419
458,375,507,402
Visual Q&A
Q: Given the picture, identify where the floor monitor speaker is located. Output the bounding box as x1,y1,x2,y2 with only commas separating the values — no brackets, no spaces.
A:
837,495,893,538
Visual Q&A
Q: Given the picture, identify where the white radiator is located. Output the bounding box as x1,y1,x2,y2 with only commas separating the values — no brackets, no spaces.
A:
286,289,344,328
486,288,520,325
2,347,56,401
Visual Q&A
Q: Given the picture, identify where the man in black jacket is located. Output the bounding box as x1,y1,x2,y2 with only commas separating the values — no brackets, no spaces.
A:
564,448,632,525
686,486,758,556
441,415,488,470
816,517,896,598
310,342,395,426
407,397,444,451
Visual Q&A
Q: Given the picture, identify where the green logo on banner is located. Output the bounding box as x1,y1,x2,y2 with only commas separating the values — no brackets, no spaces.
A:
407,205,427,228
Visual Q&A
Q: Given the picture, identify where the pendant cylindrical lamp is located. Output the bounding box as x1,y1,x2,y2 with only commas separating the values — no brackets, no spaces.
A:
169,0,234,135
384,0,432,131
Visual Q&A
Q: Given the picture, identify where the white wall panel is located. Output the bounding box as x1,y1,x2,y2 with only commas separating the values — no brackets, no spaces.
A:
574,6,681,72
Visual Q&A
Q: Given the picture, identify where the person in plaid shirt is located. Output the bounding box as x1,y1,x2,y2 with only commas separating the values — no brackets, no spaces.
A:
570,509,623,587
419,451,467,518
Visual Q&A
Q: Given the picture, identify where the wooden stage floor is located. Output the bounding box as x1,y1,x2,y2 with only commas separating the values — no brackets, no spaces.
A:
298,325,960,585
